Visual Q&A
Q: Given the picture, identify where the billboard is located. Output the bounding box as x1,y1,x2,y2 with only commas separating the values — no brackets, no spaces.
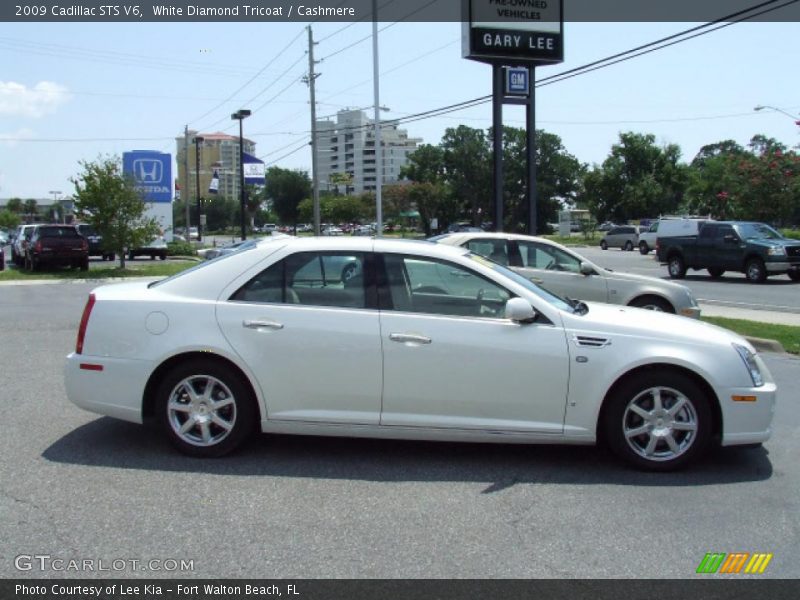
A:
122,151,173,203
463,0,563,65
243,152,265,185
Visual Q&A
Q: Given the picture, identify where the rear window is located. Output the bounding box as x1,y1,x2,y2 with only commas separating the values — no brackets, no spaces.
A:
38,226,80,238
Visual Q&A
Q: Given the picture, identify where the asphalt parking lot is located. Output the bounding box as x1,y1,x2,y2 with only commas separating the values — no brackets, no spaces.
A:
0,281,798,579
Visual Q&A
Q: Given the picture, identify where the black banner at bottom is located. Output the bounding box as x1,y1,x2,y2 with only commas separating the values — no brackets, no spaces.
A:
3,580,799,600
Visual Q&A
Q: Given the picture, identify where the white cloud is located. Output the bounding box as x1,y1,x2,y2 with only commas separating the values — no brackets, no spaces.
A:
0,128,35,147
0,81,71,118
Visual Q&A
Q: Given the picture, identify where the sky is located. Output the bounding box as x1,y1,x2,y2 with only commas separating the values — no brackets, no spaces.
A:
0,10,798,200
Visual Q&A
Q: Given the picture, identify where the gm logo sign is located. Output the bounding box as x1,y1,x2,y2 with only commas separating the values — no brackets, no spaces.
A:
123,151,172,203
505,67,529,96
696,552,773,574
133,159,163,184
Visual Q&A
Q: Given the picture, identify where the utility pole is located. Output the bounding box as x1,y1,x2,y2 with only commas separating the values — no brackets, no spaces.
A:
183,125,191,236
194,136,204,242
304,26,321,236
372,0,382,236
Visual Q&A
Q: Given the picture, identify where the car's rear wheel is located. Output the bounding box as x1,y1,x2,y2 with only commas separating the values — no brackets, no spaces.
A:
80,259,89,272
667,255,686,279
603,371,712,471
600,240,608,250
789,270,800,282
629,296,674,313
155,359,257,457
639,242,649,255
624,241,634,252
745,258,767,283
159,253,167,261
707,267,725,278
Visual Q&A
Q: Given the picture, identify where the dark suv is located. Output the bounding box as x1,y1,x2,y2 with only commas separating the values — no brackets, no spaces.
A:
76,224,115,261
25,225,89,271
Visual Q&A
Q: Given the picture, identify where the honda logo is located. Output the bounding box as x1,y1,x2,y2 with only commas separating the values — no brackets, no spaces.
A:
133,159,163,184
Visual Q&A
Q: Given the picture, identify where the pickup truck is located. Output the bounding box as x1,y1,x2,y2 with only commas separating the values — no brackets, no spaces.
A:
656,221,800,283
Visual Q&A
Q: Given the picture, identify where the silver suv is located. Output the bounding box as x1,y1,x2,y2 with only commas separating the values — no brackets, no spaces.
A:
600,225,639,251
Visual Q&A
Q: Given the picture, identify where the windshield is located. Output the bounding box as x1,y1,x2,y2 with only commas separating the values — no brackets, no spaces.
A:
149,240,264,288
466,253,575,313
734,223,783,240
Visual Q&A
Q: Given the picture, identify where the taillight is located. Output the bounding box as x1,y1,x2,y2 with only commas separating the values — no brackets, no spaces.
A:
76,293,96,354
34,241,42,252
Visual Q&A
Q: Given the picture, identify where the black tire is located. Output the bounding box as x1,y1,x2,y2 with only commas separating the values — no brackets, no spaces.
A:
80,259,89,272
159,253,167,261
708,267,725,279
629,296,675,313
789,270,800,282
639,242,649,255
155,359,257,457
745,258,767,283
150,254,156,260
602,370,712,471
624,241,634,252
667,254,686,279
129,251,136,261
600,240,608,250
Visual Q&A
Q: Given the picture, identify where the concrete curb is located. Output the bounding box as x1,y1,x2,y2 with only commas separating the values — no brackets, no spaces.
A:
745,336,787,354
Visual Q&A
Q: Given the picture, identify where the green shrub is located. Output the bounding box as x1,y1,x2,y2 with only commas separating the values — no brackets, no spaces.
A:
167,240,196,256
781,229,800,241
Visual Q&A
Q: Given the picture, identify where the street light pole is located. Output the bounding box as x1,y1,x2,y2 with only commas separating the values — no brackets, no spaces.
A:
231,109,251,240
754,105,800,126
49,190,62,223
193,136,204,242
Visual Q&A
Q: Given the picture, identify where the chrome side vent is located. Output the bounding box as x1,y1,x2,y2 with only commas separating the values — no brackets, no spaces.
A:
572,334,611,348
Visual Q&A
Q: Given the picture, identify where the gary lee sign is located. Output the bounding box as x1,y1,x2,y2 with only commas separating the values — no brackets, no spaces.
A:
463,0,564,65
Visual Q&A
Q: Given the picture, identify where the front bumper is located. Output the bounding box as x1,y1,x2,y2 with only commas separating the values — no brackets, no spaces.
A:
719,381,776,446
765,260,800,273
679,306,702,319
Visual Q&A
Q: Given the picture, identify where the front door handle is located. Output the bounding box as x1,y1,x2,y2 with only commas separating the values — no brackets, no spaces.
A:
243,319,284,331
389,333,432,345
529,276,543,284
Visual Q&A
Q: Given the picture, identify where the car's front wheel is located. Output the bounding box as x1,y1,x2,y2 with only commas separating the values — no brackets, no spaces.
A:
629,296,674,313
639,242,649,255
624,241,634,252
603,371,712,471
745,258,767,283
155,359,257,457
600,240,608,250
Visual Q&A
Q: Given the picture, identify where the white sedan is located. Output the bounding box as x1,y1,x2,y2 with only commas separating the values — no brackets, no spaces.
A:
65,237,775,470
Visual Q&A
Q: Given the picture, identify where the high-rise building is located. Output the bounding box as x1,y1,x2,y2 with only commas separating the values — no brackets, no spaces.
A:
316,110,421,194
175,131,256,202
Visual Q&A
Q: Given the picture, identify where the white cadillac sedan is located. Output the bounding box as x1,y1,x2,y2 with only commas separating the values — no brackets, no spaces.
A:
434,232,700,317
65,237,775,470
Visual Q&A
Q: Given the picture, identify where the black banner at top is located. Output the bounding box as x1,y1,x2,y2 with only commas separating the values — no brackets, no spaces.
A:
2,0,800,22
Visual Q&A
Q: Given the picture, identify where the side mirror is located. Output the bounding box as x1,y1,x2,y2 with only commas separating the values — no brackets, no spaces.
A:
505,297,537,324
580,262,595,276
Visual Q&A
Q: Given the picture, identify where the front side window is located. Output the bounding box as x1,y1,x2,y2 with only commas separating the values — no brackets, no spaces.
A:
382,254,511,319
232,251,367,309
517,241,581,273
465,239,511,266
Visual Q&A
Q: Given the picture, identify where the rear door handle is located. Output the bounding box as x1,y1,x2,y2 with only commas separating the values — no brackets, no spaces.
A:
243,319,284,331
389,333,432,345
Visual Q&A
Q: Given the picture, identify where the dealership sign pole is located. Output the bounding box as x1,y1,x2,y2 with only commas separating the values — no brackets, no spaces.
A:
463,0,563,234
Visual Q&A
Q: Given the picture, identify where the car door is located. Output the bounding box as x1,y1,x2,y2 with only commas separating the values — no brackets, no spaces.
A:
216,250,383,425
513,240,609,303
713,224,741,269
377,253,570,433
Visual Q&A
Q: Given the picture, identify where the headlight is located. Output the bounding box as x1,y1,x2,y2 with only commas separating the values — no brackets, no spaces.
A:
767,246,786,256
733,343,764,387
686,289,698,307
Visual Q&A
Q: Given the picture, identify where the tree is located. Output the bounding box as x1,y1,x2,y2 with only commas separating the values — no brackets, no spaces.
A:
5,197,23,214
0,209,21,229
582,132,687,223
407,182,455,236
71,156,160,268
264,167,310,231
441,126,492,225
23,199,39,219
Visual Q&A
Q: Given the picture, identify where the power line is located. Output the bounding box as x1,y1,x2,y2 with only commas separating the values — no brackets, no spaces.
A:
188,27,306,127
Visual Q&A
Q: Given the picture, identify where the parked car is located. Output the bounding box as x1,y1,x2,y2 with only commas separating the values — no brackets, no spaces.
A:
435,232,700,317
638,217,709,255
188,227,199,241
65,236,774,470
11,223,42,266
597,222,616,232
657,221,800,283
75,224,115,261
600,225,639,251
321,226,344,236
129,236,168,260
24,224,88,271
204,238,261,260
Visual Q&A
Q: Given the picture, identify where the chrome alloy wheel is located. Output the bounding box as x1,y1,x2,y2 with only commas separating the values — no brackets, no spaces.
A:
622,386,698,462
167,375,237,447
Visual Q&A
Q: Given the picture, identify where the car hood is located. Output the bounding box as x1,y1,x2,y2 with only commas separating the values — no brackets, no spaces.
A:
561,301,750,351
746,238,800,249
